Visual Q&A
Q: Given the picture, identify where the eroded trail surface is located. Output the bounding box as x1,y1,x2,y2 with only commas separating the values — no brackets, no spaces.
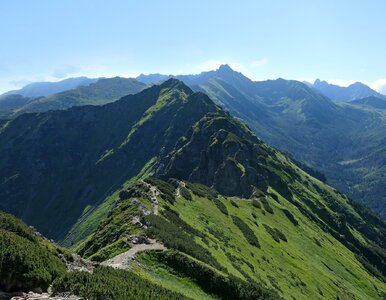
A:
101,181,167,269
142,180,160,215
101,240,166,269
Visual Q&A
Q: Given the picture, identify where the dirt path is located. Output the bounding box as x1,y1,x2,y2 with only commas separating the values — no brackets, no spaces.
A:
101,181,167,270
141,181,159,215
101,241,166,269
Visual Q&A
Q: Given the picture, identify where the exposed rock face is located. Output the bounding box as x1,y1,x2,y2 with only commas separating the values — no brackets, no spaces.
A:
66,254,95,273
157,113,276,197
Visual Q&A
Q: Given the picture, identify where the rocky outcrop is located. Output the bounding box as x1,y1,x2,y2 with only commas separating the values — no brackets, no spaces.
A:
157,113,274,198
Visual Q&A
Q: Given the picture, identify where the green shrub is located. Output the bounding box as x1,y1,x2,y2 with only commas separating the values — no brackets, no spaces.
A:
52,266,186,300
281,209,298,226
88,238,130,262
355,254,385,281
147,250,280,300
77,203,141,259
0,229,66,292
145,177,175,204
231,216,260,248
230,199,239,208
144,214,220,269
185,182,218,201
118,189,131,200
179,186,192,200
263,224,287,243
0,212,37,242
213,198,229,215
161,208,201,236
252,199,262,209
261,197,274,214
269,192,280,203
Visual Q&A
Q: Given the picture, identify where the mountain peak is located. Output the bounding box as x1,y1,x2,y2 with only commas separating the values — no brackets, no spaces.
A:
313,78,328,86
159,78,193,93
217,64,234,72
314,78,321,84
350,81,368,88
217,64,235,73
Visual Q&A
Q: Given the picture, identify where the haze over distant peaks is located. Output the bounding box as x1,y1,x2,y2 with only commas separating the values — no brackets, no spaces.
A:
2,77,98,98
308,78,385,102
0,77,146,118
136,64,248,86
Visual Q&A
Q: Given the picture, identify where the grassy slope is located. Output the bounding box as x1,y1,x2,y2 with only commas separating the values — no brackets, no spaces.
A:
76,171,385,299
133,253,217,300
143,183,384,299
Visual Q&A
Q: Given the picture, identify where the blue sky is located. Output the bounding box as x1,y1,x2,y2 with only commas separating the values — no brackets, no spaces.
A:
1,0,386,93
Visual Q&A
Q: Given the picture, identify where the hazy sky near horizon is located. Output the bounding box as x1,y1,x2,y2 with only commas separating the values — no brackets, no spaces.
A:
1,0,386,93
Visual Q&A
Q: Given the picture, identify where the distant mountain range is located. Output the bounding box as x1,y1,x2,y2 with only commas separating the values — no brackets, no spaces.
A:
2,77,98,98
304,79,385,102
0,77,146,118
137,67,386,103
2,70,384,118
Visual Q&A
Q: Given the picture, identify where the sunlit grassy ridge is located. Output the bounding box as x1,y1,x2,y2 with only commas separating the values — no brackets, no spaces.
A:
76,172,386,299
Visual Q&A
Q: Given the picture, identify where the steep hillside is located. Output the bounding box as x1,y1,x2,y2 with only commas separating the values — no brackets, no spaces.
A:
138,66,386,217
0,210,67,292
0,77,146,118
74,107,386,299
0,79,218,239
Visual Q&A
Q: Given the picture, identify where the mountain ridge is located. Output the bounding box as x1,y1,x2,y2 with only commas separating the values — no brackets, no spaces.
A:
2,77,97,98
137,66,386,217
0,79,218,239
307,78,385,102
0,80,385,299
0,77,146,118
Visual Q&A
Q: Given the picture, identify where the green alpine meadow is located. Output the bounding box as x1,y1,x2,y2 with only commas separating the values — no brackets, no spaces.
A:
1,1,386,299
